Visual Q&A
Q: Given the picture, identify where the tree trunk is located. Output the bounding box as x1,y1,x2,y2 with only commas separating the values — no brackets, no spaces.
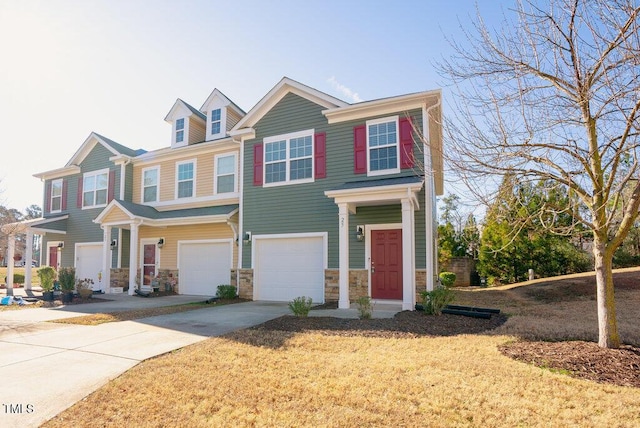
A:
593,239,620,348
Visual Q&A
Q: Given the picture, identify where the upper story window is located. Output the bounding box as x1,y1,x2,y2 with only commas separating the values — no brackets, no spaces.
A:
264,130,314,186
83,169,109,208
175,118,185,144
176,160,195,199
142,167,159,203
367,116,400,176
210,109,222,136
215,154,236,194
50,179,63,212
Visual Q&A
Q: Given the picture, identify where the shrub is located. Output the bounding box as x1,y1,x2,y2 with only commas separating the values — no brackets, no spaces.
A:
420,285,455,315
288,296,313,317
5,273,25,284
37,266,57,292
58,267,76,292
439,272,457,287
355,296,374,319
216,284,237,299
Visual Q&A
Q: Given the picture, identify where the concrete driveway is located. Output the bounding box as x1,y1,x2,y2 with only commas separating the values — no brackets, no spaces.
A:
0,296,291,428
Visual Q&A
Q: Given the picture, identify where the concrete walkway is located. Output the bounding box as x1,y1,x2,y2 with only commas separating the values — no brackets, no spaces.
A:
0,292,401,427
0,296,292,428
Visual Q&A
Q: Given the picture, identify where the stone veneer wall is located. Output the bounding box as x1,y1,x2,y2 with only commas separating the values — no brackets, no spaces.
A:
109,268,129,291
109,268,179,293
325,269,429,303
235,269,254,300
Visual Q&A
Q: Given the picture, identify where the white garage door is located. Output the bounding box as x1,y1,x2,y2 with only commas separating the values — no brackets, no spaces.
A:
254,235,325,303
179,241,232,296
76,244,103,291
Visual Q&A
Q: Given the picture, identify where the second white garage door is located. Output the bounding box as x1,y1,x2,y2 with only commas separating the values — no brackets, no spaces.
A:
254,234,326,303
179,240,232,296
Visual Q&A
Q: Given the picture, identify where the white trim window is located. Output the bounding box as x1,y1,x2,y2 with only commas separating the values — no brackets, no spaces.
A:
215,153,237,194
210,108,222,136
142,167,159,203
264,129,314,186
175,118,185,144
176,160,196,199
367,116,400,176
50,179,63,212
83,169,109,208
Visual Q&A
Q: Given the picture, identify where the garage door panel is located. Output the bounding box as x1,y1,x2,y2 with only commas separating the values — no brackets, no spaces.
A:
255,236,324,303
179,241,231,296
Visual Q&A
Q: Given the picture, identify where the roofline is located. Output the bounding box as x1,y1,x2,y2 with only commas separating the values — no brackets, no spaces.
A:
33,165,81,180
94,200,238,226
232,77,348,131
322,90,441,124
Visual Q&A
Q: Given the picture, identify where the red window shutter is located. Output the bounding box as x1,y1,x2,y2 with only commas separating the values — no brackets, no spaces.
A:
314,132,326,179
253,143,263,186
108,170,116,202
45,182,51,213
353,125,367,174
399,117,415,169
77,177,83,208
61,179,68,211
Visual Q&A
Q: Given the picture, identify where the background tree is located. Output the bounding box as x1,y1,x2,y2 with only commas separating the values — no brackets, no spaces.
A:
438,0,640,348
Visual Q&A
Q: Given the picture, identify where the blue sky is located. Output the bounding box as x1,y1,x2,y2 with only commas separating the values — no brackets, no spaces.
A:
0,0,509,213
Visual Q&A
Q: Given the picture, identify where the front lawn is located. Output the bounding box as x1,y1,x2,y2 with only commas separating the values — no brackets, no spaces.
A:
43,269,640,427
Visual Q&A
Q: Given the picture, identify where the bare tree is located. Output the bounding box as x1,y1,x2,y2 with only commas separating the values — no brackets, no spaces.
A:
438,0,640,348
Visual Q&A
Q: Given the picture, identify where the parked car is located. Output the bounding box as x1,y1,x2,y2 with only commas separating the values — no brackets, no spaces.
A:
14,260,39,267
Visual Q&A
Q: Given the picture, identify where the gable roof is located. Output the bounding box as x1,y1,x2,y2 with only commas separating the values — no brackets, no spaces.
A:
33,132,144,180
200,88,246,117
232,77,348,131
164,98,207,123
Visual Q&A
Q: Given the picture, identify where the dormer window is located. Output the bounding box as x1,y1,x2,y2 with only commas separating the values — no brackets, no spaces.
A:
175,118,185,144
211,109,221,136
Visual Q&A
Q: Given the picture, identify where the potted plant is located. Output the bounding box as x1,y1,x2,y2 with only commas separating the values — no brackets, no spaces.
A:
58,267,76,304
37,266,56,301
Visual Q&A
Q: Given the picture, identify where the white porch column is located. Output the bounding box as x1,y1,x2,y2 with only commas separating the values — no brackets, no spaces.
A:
24,230,34,290
401,198,415,311
6,234,15,296
338,203,350,309
102,226,112,293
128,222,139,295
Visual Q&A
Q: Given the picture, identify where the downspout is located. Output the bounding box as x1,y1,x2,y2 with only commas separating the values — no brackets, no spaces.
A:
424,97,441,291
235,137,245,296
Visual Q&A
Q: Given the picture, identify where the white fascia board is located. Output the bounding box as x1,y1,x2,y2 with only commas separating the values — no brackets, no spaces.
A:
324,181,424,207
228,128,256,140
323,90,441,124
33,165,81,180
132,138,238,166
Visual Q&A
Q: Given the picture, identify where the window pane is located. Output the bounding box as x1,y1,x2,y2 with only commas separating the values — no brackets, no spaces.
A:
290,136,312,159
178,181,193,198
176,130,184,143
176,118,184,130
144,169,157,186
211,122,221,134
211,109,221,121
178,163,194,180
265,141,286,162
290,158,312,180
52,181,62,197
143,186,157,203
95,189,107,205
51,196,61,211
84,176,95,192
217,156,235,175
217,174,235,193
370,147,398,171
265,162,286,183
83,191,93,207
97,173,108,190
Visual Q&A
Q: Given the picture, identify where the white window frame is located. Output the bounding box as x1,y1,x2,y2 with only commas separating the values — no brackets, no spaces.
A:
173,117,188,147
82,168,109,209
141,166,160,204
366,115,400,177
214,153,237,194
263,129,314,187
175,159,196,199
50,178,63,213
211,108,222,136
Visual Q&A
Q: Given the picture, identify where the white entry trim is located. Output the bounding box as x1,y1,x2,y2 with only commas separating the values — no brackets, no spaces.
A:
139,238,161,290
364,223,402,298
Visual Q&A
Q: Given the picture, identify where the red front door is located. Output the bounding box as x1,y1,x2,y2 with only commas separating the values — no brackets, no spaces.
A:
371,229,403,300
142,243,157,286
49,246,58,269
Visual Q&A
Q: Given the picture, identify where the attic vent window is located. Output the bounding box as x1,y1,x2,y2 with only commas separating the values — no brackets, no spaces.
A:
211,108,221,135
176,118,185,143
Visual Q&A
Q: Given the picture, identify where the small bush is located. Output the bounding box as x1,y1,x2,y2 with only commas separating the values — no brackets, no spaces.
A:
420,285,455,315
439,271,457,287
37,266,57,292
5,273,25,284
58,267,76,291
288,296,313,317
355,296,374,319
216,285,237,299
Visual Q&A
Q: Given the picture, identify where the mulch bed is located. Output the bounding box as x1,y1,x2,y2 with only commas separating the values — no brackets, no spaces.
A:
499,340,640,388
254,309,640,389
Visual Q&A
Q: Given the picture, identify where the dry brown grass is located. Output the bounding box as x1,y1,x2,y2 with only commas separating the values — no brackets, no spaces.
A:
43,269,640,427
